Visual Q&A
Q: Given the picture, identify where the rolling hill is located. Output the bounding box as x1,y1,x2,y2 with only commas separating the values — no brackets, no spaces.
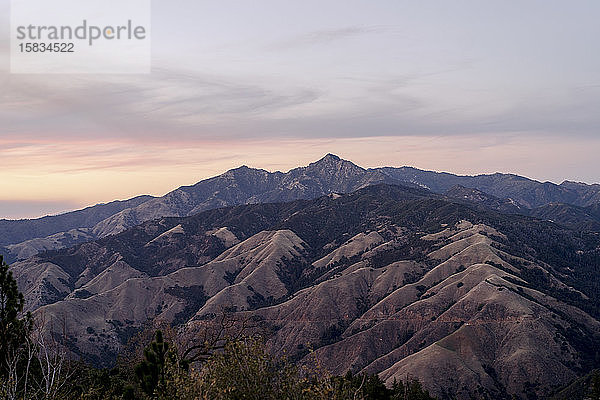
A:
10,184,600,399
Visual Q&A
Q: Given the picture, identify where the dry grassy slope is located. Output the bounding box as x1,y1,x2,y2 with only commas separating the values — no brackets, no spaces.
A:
32,229,307,364
12,221,237,314
280,221,598,399
377,280,580,399
306,264,519,378
150,218,599,399
91,190,196,238
11,260,71,312
6,228,95,260
234,223,521,370
207,227,239,247
313,231,384,269
194,230,307,316
13,243,124,312
10,181,600,399
68,259,148,298
254,267,384,355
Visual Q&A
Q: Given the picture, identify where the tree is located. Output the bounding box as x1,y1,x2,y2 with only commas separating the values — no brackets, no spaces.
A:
32,314,75,400
329,371,437,400
196,336,312,400
0,254,33,396
390,376,436,400
66,362,135,400
135,330,171,397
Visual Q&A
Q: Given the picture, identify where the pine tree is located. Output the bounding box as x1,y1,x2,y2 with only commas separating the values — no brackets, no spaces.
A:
135,330,170,397
0,254,33,378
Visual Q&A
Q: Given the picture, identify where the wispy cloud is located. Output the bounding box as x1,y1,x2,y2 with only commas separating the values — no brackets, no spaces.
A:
0,68,322,140
3,67,600,147
268,26,383,50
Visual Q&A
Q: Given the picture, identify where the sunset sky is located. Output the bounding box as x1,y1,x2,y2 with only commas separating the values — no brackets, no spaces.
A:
1,0,599,219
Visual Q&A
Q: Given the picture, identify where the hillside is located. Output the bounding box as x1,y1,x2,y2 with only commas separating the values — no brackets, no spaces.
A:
10,184,600,399
0,196,153,248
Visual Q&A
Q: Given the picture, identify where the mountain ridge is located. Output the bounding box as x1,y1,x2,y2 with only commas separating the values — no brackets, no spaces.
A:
2,154,599,262
10,183,600,399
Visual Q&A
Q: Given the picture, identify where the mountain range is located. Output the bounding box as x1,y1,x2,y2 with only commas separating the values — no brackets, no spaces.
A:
7,178,600,399
2,154,600,262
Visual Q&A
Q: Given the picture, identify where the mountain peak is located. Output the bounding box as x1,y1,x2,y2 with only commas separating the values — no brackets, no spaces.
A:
322,153,341,161
310,154,362,169
305,154,365,176
308,153,343,166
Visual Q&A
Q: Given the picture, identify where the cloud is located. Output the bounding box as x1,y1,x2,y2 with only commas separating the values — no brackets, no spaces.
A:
268,26,383,50
1,46,599,144
2,63,600,144
0,68,322,140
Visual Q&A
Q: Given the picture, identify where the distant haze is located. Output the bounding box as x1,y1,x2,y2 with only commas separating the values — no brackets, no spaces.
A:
1,1,599,218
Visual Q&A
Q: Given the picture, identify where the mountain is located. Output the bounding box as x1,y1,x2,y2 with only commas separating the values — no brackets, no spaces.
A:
5,228,96,260
584,202,600,220
559,181,600,206
90,154,393,238
381,168,600,208
0,155,393,262
445,185,600,231
2,154,600,262
444,184,525,214
0,196,154,261
529,203,600,232
10,184,600,399
0,195,153,247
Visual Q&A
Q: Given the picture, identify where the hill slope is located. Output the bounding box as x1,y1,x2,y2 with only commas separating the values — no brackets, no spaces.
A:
11,184,600,399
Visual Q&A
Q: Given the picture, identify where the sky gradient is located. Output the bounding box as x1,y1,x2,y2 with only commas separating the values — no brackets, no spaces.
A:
1,1,599,218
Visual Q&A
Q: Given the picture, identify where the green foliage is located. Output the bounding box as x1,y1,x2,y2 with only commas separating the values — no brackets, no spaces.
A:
330,371,436,400
67,363,135,400
0,313,437,400
197,336,310,400
135,330,171,397
390,377,437,400
194,337,437,400
0,254,33,377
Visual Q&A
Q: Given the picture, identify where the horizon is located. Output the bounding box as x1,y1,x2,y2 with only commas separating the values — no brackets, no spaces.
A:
2,1,599,218
2,152,597,220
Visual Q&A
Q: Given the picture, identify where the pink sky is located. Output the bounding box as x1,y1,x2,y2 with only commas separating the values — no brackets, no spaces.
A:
2,1,599,219
1,134,598,219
